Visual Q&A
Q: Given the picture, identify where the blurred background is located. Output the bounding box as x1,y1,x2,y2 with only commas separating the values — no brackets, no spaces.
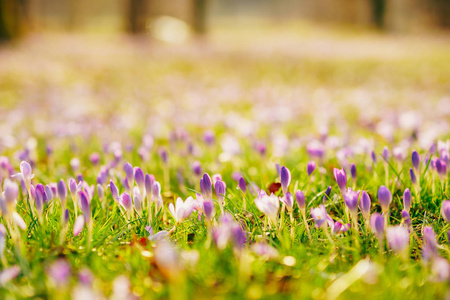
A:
1,0,449,41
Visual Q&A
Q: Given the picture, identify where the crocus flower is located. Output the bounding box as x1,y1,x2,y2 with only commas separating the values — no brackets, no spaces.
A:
359,191,371,220
47,259,71,287
215,180,226,211
322,186,332,202
152,181,163,212
295,190,305,211
441,200,450,222
238,177,246,193
409,168,417,185
144,174,154,198
255,193,279,224
422,226,438,262
386,226,410,256
12,161,34,191
311,205,327,228
251,242,279,259
307,161,316,176
412,150,420,171
382,146,389,160
202,200,215,221
402,210,411,227
344,189,360,216
69,179,77,196
168,197,195,224
280,166,291,194
109,180,120,202
200,173,212,201
436,159,447,177
370,213,384,240
0,265,21,285
145,226,169,242
134,167,145,195
350,163,356,181
280,192,294,213
192,161,201,176
371,150,377,164
333,168,347,193
97,184,104,199
403,188,411,212
377,185,392,212
120,192,132,212
57,180,67,207
2,180,19,212
80,191,91,225
154,240,183,280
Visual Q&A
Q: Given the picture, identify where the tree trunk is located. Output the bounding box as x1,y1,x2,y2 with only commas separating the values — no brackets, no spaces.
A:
192,0,207,35
127,0,149,34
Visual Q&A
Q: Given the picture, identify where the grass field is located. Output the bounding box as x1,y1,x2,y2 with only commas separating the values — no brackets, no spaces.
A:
0,23,450,299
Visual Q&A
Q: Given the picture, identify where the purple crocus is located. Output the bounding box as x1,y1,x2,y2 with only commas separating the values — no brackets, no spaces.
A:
370,213,385,240
412,150,420,171
422,226,438,263
403,188,411,212
344,189,360,216
280,192,294,213
47,259,71,286
333,168,347,193
350,163,357,181
441,200,450,222
109,180,120,202
79,191,91,224
382,146,390,160
215,180,226,211
280,166,291,195
436,159,448,177
255,194,279,224
295,190,305,211
192,161,202,176
144,174,154,197
238,177,246,194
168,197,195,224
371,150,377,164
377,185,392,212
200,173,213,201
69,179,77,196
57,180,67,207
386,225,410,256
402,210,411,227
410,168,417,185
307,162,316,176
134,167,145,194
311,205,327,228
322,186,332,202
120,192,132,212
359,191,371,220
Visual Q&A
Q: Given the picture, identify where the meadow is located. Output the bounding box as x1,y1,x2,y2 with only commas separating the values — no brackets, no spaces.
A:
0,23,450,299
